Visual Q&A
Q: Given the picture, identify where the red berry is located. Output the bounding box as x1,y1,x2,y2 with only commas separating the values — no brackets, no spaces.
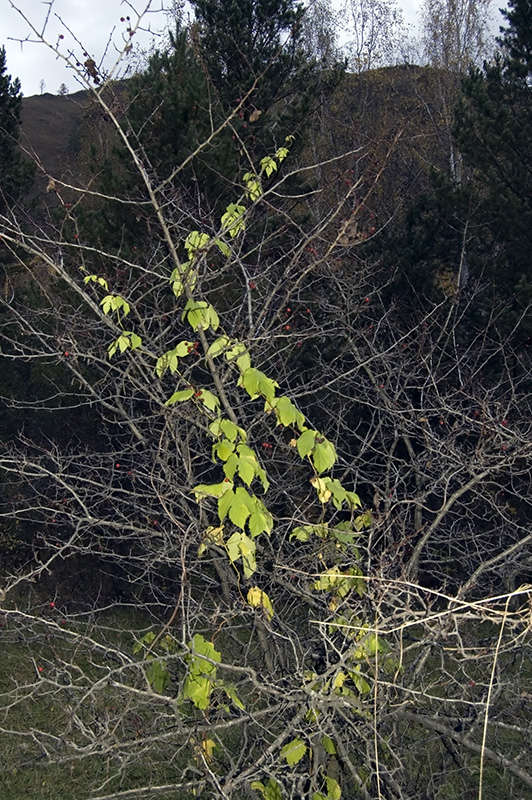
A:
64,351,70,356
116,463,120,468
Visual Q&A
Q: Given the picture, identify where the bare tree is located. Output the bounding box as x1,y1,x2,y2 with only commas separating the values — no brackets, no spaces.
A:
342,0,407,71
1,3,531,800
419,0,494,182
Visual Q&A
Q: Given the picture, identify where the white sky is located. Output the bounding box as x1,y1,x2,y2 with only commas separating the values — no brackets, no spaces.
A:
1,0,501,98
2,0,175,96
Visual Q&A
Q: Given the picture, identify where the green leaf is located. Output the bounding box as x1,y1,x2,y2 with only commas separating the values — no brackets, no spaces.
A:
170,264,197,298
297,429,317,458
312,437,337,473
228,486,254,528
84,274,108,290
311,476,332,503
191,633,221,664
326,776,341,800
182,672,211,709
165,388,194,405
174,340,196,357
221,203,246,238
251,779,283,800
213,439,235,462
239,368,279,403
236,351,251,372
243,172,263,202
216,240,231,257
353,509,371,528
248,501,273,538
273,396,298,426
223,683,245,710
182,634,221,710
195,389,220,413
207,336,231,357
281,738,307,767
226,531,256,576
156,351,178,378
109,332,138,359
321,735,337,755
213,419,243,442
182,300,219,331
260,155,278,178
101,294,130,317
290,525,312,542
218,486,235,520
133,630,155,654
350,668,371,695
223,453,239,481
193,480,233,499
184,230,210,256
225,342,251,372
146,659,170,694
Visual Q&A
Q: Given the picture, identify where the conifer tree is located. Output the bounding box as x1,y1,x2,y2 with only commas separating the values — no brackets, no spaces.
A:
0,46,34,211
454,0,532,334
189,0,307,112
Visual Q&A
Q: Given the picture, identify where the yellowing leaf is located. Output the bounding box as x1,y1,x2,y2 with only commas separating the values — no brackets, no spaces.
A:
247,587,274,620
333,671,347,689
311,476,332,503
201,738,216,762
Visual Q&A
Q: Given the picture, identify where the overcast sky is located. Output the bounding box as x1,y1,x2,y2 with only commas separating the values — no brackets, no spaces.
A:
2,0,500,98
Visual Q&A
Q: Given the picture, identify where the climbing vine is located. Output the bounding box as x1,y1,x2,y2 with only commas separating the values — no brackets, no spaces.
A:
84,138,379,799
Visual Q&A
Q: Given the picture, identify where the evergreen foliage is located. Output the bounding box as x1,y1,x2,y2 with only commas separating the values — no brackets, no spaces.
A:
0,46,34,210
189,0,307,111
453,0,532,334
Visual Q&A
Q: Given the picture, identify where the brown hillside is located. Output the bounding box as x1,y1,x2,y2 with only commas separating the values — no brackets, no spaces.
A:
20,90,90,194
